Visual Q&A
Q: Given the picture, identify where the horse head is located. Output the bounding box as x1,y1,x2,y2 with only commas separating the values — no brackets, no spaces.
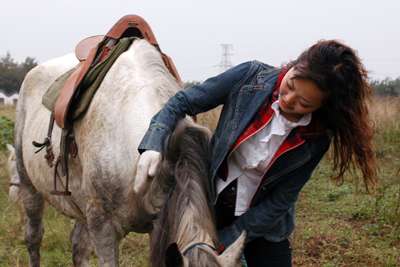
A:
149,119,246,267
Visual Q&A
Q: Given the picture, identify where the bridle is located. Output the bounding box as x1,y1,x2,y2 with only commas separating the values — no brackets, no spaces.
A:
181,241,219,256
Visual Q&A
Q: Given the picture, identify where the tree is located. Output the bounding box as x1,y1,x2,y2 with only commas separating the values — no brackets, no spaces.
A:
371,77,400,96
21,57,38,73
0,52,38,95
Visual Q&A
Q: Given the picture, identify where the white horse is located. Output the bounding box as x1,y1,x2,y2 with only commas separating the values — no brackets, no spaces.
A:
15,38,244,267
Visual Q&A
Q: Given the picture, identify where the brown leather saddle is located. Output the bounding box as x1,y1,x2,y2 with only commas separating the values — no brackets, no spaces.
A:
54,14,182,129
33,15,182,196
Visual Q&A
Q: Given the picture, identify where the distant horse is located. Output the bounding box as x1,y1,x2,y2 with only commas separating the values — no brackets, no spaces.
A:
15,38,244,266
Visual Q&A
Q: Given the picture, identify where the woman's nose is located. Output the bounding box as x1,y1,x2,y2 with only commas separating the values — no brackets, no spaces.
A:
284,92,296,107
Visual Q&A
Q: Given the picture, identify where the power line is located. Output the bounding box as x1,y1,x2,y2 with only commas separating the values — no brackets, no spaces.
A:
217,44,234,73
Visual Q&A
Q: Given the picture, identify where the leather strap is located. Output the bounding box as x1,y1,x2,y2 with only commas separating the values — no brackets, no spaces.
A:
181,241,218,255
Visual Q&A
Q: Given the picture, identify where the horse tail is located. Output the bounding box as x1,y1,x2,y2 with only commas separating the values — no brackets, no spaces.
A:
6,144,20,203
14,66,40,191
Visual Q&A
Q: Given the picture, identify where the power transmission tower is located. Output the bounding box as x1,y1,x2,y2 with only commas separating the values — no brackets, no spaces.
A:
217,44,234,73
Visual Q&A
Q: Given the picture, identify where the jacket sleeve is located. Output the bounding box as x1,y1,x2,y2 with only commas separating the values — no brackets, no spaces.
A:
138,61,253,153
218,140,330,246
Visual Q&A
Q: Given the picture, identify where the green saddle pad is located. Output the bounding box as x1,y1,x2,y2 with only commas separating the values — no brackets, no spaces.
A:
42,37,137,120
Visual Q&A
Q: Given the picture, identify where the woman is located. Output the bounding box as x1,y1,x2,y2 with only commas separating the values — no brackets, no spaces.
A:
135,40,377,266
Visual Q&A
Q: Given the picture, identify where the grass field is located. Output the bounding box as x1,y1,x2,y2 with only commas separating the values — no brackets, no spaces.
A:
0,97,399,266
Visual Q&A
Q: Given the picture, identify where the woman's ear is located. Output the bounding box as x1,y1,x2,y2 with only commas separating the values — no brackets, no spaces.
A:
165,243,183,267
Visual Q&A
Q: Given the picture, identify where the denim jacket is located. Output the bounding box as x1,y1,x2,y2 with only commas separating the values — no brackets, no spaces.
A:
138,60,331,244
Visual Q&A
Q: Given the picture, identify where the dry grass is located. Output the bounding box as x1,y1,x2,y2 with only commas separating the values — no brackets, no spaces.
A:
369,96,400,129
0,105,16,121
292,96,400,266
196,105,222,132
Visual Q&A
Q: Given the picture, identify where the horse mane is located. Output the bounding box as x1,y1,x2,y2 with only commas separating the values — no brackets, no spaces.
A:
150,120,220,267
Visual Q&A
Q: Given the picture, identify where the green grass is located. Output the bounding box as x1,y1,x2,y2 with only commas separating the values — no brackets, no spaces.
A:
0,155,149,266
0,106,16,121
293,161,400,266
1,98,399,266
292,97,400,266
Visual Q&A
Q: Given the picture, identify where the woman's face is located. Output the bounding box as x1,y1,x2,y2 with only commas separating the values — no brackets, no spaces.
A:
278,67,325,121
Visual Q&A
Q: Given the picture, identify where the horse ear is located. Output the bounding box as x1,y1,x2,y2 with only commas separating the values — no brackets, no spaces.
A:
217,231,246,267
165,243,184,267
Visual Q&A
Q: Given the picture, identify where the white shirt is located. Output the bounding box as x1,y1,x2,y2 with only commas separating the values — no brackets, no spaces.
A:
216,100,312,216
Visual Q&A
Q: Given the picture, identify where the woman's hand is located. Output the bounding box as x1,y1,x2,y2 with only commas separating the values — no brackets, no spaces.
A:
133,150,161,193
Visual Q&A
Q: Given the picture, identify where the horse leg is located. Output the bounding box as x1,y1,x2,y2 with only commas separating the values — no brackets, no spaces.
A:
21,185,45,267
70,222,93,267
86,198,121,267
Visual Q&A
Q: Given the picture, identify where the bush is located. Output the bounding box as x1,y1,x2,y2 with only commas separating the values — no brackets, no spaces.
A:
0,116,14,150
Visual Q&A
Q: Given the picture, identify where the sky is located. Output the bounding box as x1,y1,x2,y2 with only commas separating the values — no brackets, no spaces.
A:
1,0,399,81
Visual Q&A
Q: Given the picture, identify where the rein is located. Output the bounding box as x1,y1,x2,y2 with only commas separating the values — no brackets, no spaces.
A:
181,241,218,256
